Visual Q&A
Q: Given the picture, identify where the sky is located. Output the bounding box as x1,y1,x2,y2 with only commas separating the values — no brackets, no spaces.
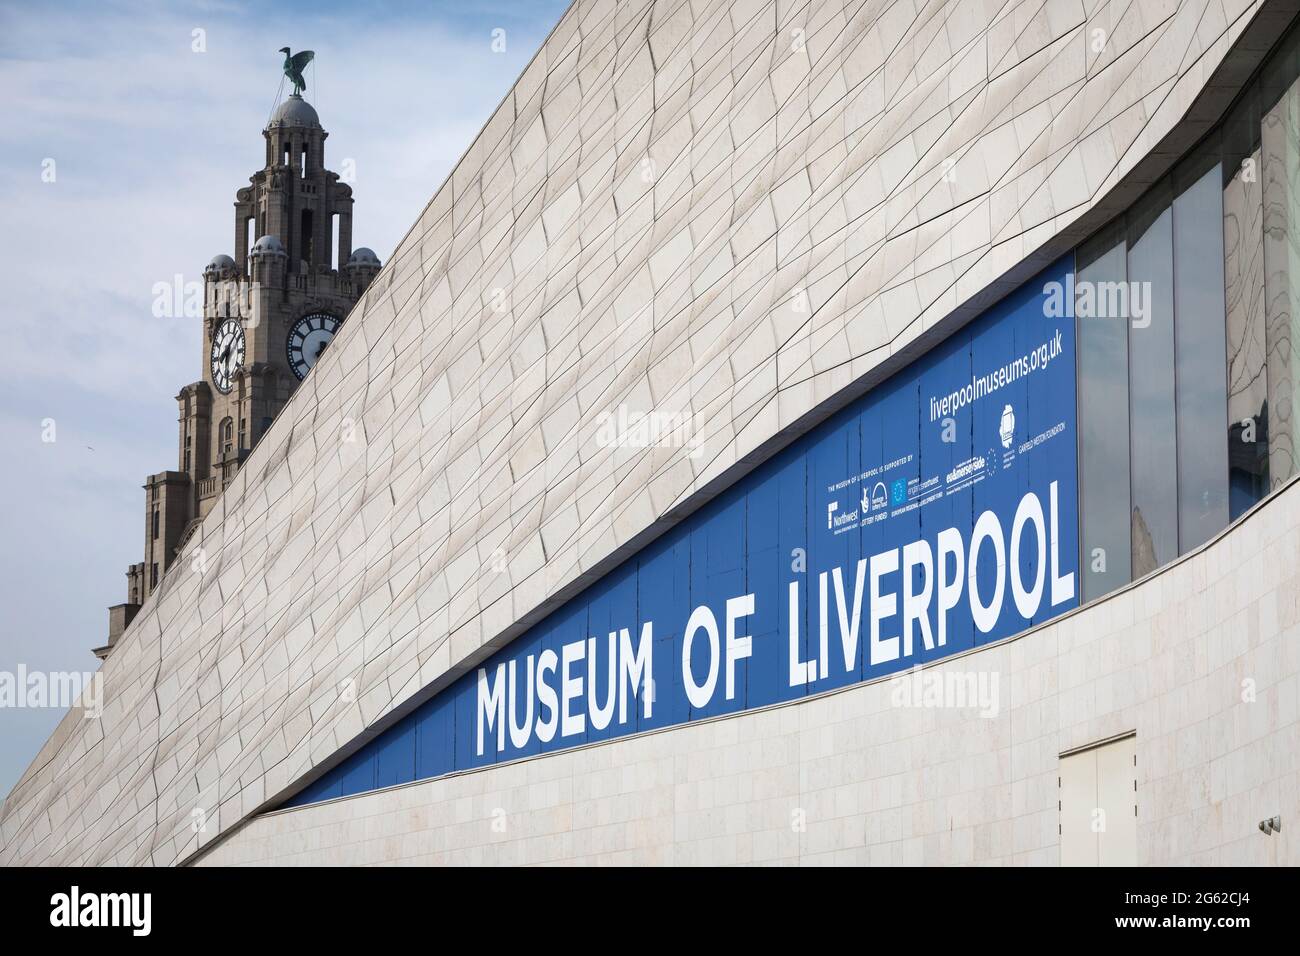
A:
0,0,571,799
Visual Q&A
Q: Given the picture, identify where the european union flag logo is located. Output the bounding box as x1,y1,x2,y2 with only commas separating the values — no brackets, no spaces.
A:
891,478,907,505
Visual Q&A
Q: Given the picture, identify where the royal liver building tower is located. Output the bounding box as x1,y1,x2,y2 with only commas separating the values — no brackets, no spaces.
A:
100,81,381,657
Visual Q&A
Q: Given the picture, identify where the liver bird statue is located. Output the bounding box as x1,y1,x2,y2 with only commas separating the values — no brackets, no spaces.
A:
279,47,315,95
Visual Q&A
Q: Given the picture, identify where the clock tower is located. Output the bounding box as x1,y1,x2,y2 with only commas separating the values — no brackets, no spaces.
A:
99,86,381,658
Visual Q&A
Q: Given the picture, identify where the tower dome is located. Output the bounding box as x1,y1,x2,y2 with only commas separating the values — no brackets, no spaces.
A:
347,247,380,268
205,254,237,275
268,94,320,129
250,235,286,257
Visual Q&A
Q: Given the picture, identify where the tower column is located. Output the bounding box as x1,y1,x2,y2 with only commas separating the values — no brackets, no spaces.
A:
234,197,254,271
337,208,353,272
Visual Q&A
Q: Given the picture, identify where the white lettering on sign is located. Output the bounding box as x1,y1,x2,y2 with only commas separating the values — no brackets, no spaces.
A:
479,623,653,756
476,483,1074,757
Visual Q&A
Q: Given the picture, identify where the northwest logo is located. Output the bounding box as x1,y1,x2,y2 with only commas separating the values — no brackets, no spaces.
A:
827,500,858,530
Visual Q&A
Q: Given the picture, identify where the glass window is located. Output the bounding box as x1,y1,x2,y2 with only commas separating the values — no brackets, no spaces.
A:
1261,30,1300,489
1222,84,1270,518
1127,183,1178,578
1076,223,1132,601
1173,147,1229,552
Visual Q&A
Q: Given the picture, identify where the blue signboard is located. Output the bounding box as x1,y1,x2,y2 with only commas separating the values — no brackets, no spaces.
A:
286,255,1079,807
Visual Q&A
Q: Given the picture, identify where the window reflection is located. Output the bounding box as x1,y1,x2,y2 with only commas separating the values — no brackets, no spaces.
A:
1223,85,1270,518
1126,184,1178,578
1173,151,1229,552
1076,224,1131,601
1073,13,1300,592
1262,30,1300,489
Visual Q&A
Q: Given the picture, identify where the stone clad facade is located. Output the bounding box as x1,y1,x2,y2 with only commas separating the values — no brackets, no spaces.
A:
3,0,1297,866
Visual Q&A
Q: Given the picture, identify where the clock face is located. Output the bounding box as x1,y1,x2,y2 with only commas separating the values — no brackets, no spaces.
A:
287,312,342,381
210,319,245,394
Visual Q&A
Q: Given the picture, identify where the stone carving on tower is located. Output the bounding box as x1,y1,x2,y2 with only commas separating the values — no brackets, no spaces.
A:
98,57,381,658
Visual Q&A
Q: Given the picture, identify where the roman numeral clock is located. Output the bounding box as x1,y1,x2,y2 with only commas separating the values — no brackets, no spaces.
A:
210,318,246,393
287,312,342,380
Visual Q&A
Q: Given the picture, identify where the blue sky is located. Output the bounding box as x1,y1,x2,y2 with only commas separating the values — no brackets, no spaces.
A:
0,0,570,798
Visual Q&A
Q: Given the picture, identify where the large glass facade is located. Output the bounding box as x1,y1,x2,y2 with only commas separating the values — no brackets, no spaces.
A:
1076,16,1300,598
1076,151,1234,595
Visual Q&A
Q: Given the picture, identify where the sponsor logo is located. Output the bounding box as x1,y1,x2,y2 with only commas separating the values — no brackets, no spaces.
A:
946,455,987,485
869,481,888,511
999,403,1015,449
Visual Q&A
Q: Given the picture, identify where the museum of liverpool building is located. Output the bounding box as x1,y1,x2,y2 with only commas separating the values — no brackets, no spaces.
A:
4,0,1300,866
